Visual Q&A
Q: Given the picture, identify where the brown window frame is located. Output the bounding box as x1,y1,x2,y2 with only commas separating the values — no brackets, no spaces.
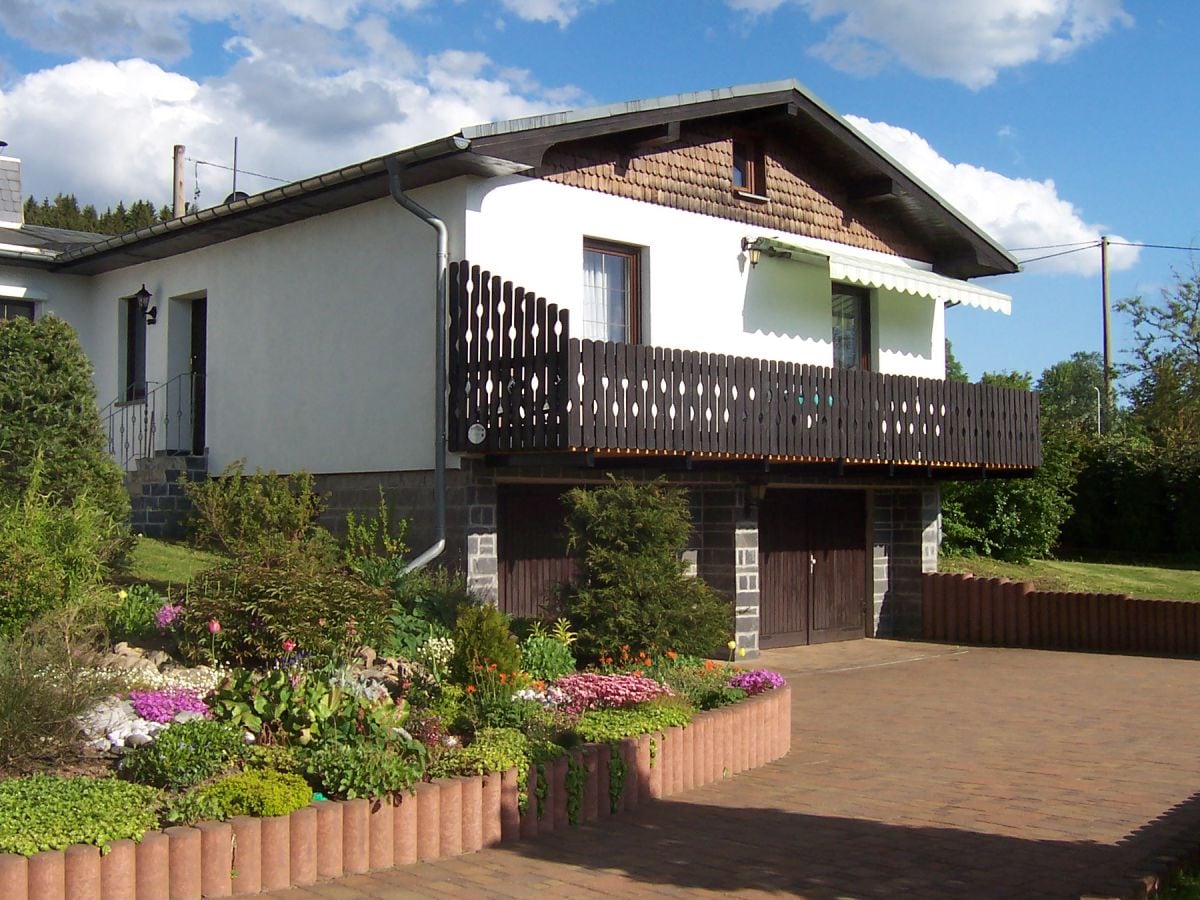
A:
0,298,34,320
731,134,766,197
582,238,642,344
831,283,871,372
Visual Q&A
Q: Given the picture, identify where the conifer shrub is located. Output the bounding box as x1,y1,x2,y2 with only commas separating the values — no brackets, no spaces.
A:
450,603,522,683
559,479,731,660
0,316,129,526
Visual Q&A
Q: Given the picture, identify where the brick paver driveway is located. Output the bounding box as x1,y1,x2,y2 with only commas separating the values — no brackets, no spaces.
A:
270,641,1200,899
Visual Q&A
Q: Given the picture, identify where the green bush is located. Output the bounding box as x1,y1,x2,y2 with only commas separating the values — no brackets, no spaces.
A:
560,479,731,660
660,665,746,710
165,769,312,825
384,567,473,658
343,492,409,587
298,734,426,800
176,562,393,667
0,624,126,771
521,635,576,682
119,719,244,790
451,603,522,683
574,701,694,743
183,462,332,565
0,775,159,856
104,584,165,644
0,315,129,529
0,462,124,637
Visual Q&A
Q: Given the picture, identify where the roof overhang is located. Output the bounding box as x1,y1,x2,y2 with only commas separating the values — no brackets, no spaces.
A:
744,236,1011,314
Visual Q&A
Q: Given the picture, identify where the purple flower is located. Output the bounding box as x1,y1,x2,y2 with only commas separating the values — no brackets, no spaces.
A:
727,669,786,696
128,688,212,723
154,603,182,631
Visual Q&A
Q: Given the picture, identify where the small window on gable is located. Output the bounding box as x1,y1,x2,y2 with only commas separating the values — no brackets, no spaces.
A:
732,136,765,196
0,299,34,320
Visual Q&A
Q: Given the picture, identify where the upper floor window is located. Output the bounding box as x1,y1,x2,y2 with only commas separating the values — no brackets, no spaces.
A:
582,239,641,344
732,136,765,196
832,284,871,371
0,299,34,320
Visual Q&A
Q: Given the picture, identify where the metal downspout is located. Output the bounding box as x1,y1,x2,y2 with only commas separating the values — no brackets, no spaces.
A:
386,155,449,573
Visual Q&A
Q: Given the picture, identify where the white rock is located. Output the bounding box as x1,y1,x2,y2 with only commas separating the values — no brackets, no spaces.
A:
124,733,153,748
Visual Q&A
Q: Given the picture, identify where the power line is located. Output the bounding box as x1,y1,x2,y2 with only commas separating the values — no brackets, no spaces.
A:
1007,240,1100,252
186,157,290,184
1107,240,1198,252
1015,243,1099,265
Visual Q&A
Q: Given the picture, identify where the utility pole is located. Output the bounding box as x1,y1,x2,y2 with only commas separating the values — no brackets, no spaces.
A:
1100,235,1112,432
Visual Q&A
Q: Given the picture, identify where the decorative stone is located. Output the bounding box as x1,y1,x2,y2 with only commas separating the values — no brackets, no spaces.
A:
288,806,318,886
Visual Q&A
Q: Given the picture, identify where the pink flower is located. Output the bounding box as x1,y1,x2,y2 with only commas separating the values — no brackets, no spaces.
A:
553,673,672,714
208,619,222,635
282,639,296,653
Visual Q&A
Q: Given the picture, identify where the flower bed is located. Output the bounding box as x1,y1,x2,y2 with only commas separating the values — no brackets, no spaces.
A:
0,684,790,899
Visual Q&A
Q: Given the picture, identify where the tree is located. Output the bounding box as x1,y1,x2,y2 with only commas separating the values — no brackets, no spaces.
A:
1037,351,1103,432
945,339,969,382
23,193,173,236
1117,265,1200,443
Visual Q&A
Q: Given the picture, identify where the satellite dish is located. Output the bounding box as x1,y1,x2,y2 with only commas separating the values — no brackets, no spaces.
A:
223,190,250,204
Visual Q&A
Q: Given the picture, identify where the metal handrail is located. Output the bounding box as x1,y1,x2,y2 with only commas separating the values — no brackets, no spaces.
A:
100,371,204,470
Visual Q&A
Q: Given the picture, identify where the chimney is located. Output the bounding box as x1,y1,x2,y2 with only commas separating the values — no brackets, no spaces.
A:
0,155,21,226
173,144,186,218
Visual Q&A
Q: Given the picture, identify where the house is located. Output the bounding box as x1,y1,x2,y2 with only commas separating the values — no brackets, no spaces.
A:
0,81,1039,652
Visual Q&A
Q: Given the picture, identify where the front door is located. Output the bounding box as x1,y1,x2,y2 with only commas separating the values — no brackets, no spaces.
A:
497,484,576,619
759,489,866,648
190,298,207,455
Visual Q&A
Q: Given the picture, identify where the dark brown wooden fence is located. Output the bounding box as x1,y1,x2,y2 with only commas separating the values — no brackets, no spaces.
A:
922,573,1200,657
449,260,1041,468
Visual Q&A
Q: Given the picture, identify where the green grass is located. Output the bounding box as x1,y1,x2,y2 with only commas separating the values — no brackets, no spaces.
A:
113,537,222,593
940,554,1200,602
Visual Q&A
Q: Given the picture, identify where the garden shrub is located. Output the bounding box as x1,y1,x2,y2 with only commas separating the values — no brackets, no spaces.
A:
297,733,426,800
165,769,312,825
559,478,731,660
574,702,694,743
521,635,576,682
183,461,331,565
0,625,125,772
0,462,123,637
343,491,409,587
384,567,474,658
119,719,244,790
661,663,746,710
428,726,530,778
0,775,159,856
0,315,129,529
451,603,522,683
176,562,392,667
104,583,165,644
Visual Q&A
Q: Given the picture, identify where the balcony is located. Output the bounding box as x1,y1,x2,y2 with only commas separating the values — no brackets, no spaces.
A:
448,261,1041,471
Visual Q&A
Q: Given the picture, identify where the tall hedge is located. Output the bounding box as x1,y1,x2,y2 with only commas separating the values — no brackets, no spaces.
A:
0,316,129,525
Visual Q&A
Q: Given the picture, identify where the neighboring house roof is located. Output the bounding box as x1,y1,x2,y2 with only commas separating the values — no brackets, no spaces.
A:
0,222,107,265
32,80,1015,280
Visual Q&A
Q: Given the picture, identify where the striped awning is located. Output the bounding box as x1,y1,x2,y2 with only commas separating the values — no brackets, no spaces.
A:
745,237,1012,315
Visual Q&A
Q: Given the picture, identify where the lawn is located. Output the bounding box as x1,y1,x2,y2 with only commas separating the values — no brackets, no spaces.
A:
112,537,222,592
940,554,1200,602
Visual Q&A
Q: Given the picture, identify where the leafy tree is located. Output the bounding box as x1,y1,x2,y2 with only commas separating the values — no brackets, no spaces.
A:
1037,351,1104,432
945,339,969,382
1117,265,1200,443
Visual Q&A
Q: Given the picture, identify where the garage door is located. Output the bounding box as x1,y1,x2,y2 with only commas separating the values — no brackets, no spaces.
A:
497,484,576,619
759,489,866,648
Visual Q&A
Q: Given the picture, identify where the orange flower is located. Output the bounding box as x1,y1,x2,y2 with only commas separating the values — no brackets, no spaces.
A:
499,672,508,684
667,650,677,661
643,658,652,666
466,684,476,693
488,663,497,671
704,659,715,671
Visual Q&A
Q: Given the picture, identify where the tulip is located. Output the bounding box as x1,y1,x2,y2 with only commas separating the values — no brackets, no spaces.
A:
208,619,222,635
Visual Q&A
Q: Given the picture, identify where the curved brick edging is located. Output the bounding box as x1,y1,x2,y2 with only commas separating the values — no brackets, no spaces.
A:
0,685,791,899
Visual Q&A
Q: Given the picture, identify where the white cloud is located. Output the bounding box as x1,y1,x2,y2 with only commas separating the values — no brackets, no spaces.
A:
0,50,577,211
731,0,1133,88
496,0,602,28
847,115,1139,276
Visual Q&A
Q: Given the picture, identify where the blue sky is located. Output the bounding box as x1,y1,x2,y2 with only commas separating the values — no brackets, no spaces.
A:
0,0,1194,385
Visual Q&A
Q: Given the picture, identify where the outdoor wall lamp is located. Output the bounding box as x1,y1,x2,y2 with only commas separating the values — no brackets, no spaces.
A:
134,284,158,326
740,236,762,267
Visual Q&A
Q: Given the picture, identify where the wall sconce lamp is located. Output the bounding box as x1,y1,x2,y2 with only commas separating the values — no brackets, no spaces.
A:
740,236,762,267
134,284,157,326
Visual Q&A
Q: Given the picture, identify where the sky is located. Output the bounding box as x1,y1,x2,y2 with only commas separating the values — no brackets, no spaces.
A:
0,0,1195,384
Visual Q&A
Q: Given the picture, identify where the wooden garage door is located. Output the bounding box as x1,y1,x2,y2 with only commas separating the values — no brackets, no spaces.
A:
497,484,576,619
759,489,866,648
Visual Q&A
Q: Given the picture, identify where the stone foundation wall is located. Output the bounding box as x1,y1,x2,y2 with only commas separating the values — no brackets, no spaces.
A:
871,486,939,637
126,453,208,540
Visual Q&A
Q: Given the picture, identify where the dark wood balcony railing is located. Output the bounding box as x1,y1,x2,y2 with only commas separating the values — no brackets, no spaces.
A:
448,261,1041,470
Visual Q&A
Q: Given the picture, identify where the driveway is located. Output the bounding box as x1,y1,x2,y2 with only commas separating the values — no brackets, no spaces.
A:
268,641,1200,899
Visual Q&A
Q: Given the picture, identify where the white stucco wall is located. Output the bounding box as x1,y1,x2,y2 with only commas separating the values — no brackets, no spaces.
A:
463,176,947,378
74,179,467,474
0,264,95,352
